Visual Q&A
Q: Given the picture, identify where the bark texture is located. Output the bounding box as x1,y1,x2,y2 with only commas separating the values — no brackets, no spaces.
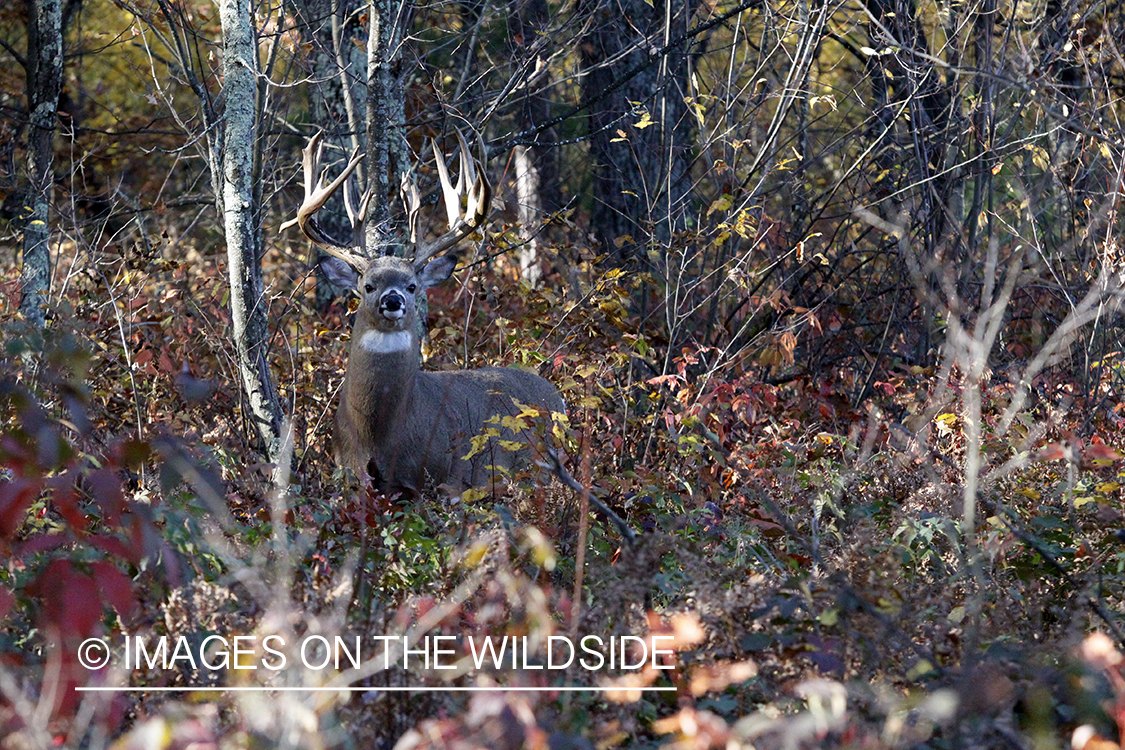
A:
292,0,369,307
220,0,284,462
20,0,64,327
513,145,543,287
364,0,407,257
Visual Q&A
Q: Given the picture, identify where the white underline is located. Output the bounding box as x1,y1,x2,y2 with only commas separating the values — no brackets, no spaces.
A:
75,686,677,693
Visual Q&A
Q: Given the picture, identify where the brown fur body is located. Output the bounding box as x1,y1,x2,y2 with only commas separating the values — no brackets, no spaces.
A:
329,256,565,496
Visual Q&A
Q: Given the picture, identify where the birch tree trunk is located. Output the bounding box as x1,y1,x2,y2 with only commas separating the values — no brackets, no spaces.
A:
219,0,284,463
20,0,63,328
514,145,542,287
509,0,557,287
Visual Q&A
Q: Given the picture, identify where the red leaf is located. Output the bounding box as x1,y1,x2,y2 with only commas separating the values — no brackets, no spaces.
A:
87,469,125,525
1085,442,1122,463
1035,442,1067,461
646,374,680,388
86,534,139,563
16,532,68,557
0,477,41,539
0,586,14,620
91,562,137,620
33,560,101,639
49,476,87,533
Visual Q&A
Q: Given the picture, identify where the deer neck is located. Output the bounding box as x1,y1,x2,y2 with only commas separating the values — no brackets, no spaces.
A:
345,323,421,444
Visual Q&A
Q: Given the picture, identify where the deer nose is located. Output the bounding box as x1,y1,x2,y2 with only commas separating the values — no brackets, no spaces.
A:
379,290,406,320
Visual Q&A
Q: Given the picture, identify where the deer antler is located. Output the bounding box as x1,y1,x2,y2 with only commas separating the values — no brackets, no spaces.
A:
405,128,493,270
287,128,491,271
281,132,370,271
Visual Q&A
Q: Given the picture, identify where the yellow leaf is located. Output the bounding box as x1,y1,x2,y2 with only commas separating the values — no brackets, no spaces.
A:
463,540,489,566
500,415,529,431
463,429,500,459
1016,487,1041,500
461,487,489,504
1096,482,1121,492
707,195,733,217
1026,143,1050,171
906,659,934,680
522,527,557,570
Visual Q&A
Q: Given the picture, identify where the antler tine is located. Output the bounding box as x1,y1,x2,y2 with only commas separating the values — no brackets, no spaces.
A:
280,132,370,271
431,136,463,231
357,187,374,226
453,129,479,218
461,129,490,223
343,181,374,248
400,170,422,244
413,128,493,269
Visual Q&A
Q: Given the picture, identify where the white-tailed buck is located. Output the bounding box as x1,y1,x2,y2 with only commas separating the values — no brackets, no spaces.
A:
285,130,565,497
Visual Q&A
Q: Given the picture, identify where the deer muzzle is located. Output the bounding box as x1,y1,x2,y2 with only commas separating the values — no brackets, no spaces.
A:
379,290,406,321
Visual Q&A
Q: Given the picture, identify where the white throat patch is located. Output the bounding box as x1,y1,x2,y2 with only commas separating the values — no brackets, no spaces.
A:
360,330,413,354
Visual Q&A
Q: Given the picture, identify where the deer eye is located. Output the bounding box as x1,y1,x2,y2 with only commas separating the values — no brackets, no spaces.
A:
364,283,374,294
407,283,417,294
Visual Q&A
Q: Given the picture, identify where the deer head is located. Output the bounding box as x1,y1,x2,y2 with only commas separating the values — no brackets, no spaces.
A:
285,129,564,497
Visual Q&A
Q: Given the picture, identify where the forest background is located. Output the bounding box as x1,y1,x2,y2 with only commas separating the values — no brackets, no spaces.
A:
2,0,1125,746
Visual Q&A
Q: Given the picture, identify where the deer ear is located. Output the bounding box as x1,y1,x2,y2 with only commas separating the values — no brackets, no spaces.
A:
419,255,457,289
320,256,360,289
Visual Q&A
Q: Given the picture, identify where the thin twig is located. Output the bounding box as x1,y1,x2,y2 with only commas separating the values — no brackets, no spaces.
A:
540,448,636,549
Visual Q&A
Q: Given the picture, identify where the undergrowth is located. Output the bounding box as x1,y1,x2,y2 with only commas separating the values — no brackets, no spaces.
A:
1,238,1125,750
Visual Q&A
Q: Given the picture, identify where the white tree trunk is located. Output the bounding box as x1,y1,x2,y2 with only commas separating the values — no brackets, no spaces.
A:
219,0,284,463
514,145,542,288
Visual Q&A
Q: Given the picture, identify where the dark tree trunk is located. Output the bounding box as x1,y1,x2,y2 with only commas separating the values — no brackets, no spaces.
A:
364,0,407,257
292,0,369,308
863,0,953,358
579,0,696,263
20,0,64,328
